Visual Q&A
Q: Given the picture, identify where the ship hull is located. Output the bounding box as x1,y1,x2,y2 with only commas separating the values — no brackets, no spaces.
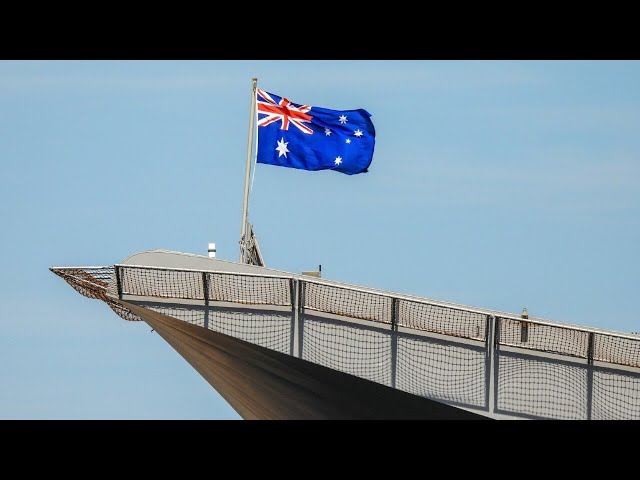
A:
123,301,487,420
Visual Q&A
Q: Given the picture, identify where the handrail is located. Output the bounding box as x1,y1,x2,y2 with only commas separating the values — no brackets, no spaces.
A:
51,264,640,352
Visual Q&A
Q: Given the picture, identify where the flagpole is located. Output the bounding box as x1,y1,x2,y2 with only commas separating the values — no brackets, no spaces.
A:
240,77,258,263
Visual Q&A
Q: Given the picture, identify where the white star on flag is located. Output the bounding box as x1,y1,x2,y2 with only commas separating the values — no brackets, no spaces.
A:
339,115,348,124
275,137,289,157
354,129,363,137
334,156,342,165
324,127,331,136
346,138,351,144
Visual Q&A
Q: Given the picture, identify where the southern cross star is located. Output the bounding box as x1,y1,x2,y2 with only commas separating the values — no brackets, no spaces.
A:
324,127,331,136
354,129,363,137
345,138,351,144
276,137,289,157
334,156,342,165
339,115,348,124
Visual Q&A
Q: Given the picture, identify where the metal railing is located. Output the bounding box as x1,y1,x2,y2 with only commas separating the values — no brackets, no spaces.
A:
51,264,640,370
51,263,640,419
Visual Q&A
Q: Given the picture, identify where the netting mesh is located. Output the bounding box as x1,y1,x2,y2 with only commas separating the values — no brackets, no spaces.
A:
592,368,640,420
115,267,292,306
396,334,486,407
207,273,291,306
498,317,590,359
300,315,487,408
302,315,393,386
303,282,393,325
496,353,589,420
121,268,204,300
145,304,292,355
399,299,487,341
51,267,141,322
106,299,141,322
51,267,114,301
594,334,640,368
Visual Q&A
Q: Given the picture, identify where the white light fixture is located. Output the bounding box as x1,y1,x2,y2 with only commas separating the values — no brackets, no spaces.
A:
208,243,216,258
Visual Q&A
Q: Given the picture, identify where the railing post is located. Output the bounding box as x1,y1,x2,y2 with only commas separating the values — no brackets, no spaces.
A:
290,279,297,357
202,272,209,306
587,332,595,420
298,280,305,359
486,315,495,414
115,265,123,300
493,316,501,414
390,297,398,389
520,322,529,343
202,272,209,330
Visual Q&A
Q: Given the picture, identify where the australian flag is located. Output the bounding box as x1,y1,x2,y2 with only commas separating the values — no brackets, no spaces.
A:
255,89,376,175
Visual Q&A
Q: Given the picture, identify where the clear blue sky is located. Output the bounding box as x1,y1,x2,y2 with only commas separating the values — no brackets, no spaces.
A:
1,60,639,419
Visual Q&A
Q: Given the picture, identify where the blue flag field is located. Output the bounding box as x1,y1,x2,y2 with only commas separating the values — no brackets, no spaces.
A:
255,89,376,175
